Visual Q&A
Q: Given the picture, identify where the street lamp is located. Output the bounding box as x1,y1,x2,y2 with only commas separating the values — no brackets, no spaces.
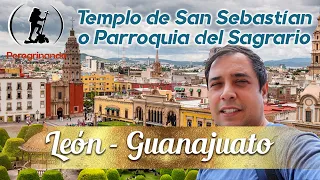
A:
36,110,39,123
94,111,101,126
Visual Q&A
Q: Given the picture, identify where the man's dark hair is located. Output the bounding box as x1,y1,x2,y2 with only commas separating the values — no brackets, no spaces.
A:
205,45,267,91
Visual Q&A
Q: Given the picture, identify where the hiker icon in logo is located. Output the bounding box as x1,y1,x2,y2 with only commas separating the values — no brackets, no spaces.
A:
25,7,49,44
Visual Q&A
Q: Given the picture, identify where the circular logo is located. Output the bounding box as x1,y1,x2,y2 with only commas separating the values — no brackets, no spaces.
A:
8,4,64,45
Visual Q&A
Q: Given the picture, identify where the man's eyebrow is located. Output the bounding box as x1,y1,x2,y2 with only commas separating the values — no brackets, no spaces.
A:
209,76,221,82
232,73,251,78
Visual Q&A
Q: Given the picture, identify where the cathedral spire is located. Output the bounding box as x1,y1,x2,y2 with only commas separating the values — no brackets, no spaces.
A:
155,49,159,62
70,17,75,36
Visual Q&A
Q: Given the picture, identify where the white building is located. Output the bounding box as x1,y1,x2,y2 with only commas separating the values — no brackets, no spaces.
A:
91,60,97,72
85,56,92,68
0,78,46,122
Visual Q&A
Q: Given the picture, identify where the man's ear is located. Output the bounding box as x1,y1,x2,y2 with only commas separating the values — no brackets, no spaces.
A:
262,83,268,102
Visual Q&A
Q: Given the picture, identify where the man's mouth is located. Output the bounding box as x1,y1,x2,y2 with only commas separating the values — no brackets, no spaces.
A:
219,106,242,115
220,109,240,114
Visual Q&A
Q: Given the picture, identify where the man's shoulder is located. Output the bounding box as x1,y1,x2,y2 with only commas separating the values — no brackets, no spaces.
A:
197,169,258,180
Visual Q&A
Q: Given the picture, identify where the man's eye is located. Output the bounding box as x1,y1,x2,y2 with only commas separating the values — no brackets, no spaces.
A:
236,80,248,84
211,83,221,87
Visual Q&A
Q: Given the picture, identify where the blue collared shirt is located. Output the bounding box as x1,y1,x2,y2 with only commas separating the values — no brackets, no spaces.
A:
197,123,320,180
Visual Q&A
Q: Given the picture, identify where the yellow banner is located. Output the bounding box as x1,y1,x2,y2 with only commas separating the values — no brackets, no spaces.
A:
20,126,308,169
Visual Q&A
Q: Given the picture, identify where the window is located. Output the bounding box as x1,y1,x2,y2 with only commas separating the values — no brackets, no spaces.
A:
125,109,128,119
58,92,62,99
40,91,45,98
306,111,311,122
187,120,192,127
40,101,45,108
41,83,45,89
74,106,78,112
27,91,32,99
40,113,45,119
7,103,12,111
197,121,203,127
17,102,21,110
7,83,12,90
7,92,11,100
27,82,32,90
206,122,212,127
17,83,22,90
27,101,32,109
17,92,22,99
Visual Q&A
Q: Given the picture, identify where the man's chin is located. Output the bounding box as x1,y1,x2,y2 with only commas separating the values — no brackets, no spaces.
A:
215,120,245,126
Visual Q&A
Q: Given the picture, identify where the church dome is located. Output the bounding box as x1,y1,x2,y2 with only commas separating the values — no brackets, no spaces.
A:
300,81,320,100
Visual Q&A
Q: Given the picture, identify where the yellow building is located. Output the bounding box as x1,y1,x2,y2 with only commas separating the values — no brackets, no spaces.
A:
180,107,213,127
114,82,131,94
4,68,20,76
158,89,173,101
94,96,134,122
82,74,114,96
94,91,214,127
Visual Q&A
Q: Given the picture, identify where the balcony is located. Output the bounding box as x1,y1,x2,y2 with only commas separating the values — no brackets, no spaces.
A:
27,106,32,110
27,95,32,99
7,87,12,91
16,107,22,110
27,86,32,90
6,107,12,111
17,86,22,90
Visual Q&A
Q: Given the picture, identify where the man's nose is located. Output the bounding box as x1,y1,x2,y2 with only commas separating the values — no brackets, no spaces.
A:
220,84,236,100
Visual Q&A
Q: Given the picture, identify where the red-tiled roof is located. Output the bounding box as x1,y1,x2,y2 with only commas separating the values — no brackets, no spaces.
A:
264,104,296,115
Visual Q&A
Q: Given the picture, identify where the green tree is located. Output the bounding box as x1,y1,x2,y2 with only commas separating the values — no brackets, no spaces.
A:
78,169,106,180
135,175,146,180
17,126,29,139
34,66,40,72
185,170,198,180
24,124,43,141
0,154,12,170
2,138,25,160
160,174,173,180
171,169,185,180
106,168,120,180
160,169,172,176
17,168,40,180
42,170,64,180
0,166,10,180
0,128,9,148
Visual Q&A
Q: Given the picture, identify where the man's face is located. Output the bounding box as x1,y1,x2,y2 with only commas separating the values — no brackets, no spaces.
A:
207,53,267,126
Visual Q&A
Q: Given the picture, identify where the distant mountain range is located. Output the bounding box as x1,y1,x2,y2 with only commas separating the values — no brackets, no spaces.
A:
263,58,310,67
80,53,204,66
1,53,311,67
81,53,311,67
